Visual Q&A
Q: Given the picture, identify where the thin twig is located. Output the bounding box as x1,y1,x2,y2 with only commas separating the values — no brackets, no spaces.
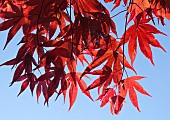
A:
36,0,45,63
111,9,127,18
69,0,76,76
70,0,74,60
121,12,129,74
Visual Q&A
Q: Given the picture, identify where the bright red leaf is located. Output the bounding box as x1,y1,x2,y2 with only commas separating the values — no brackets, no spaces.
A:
124,76,151,111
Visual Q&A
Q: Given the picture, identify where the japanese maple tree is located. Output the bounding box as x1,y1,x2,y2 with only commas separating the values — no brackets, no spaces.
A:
0,0,169,115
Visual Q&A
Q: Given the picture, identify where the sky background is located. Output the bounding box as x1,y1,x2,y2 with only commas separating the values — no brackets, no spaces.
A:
0,1,170,120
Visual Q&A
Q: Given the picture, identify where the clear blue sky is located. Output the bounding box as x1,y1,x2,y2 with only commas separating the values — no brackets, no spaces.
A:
0,1,170,120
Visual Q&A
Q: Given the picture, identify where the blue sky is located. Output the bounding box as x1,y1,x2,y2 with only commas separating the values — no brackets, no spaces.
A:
0,1,170,120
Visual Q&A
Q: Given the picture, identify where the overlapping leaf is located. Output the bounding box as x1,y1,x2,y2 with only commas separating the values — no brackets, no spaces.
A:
121,18,166,65
124,76,151,111
0,2,30,49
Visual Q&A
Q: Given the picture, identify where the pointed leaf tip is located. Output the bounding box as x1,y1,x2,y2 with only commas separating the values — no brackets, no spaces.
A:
68,84,78,111
17,80,29,97
77,79,94,101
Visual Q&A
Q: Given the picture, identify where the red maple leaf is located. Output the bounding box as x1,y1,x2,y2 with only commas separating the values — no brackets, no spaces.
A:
121,18,166,65
124,76,151,111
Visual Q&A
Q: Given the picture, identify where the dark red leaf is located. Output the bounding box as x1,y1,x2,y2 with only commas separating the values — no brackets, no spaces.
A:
4,18,29,49
17,79,29,96
0,18,20,31
36,83,41,103
0,12,17,19
0,58,17,66
10,74,27,86
47,78,60,98
37,72,54,82
12,62,25,83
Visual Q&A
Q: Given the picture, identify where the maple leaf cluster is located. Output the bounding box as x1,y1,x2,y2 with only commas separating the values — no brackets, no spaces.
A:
0,0,169,115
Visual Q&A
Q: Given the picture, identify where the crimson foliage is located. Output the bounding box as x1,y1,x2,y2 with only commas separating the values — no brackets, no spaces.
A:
0,0,169,114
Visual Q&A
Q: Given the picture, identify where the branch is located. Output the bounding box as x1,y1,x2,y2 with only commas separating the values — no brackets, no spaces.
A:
36,0,45,63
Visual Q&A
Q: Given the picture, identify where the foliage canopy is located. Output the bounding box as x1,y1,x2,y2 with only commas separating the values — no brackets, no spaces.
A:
0,0,169,115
